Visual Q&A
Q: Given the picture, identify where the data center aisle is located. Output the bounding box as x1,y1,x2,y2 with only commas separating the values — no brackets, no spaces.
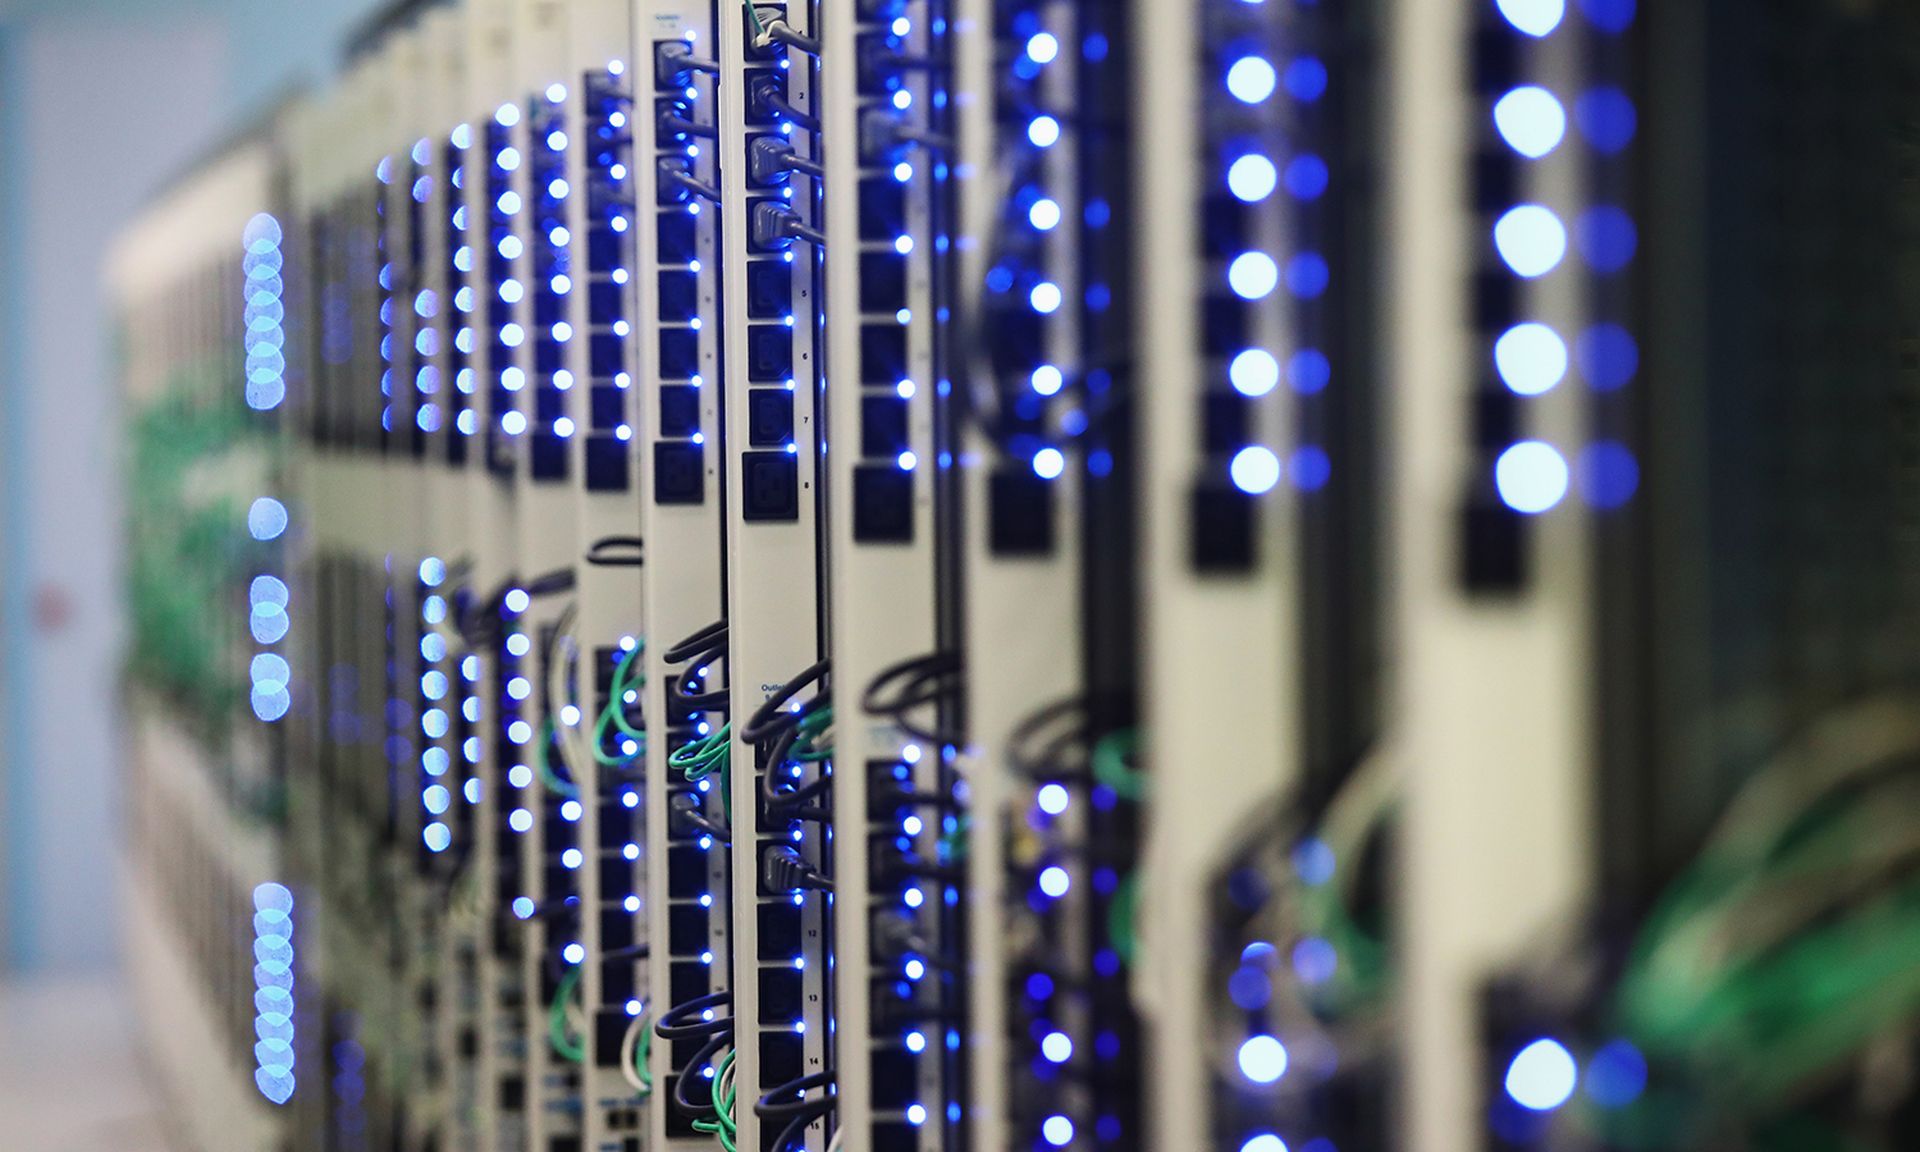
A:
0,975,175,1152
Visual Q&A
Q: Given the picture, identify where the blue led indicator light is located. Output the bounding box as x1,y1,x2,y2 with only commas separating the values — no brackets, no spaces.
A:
1493,205,1567,278
1495,441,1570,514
1576,87,1637,154
1283,57,1328,102
1230,349,1280,398
1576,205,1637,273
1238,1035,1289,1083
1505,1038,1579,1111
1585,1039,1648,1108
1226,56,1278,104
1496,0,1565,37
1493,87,1566,159
1283,155,1328,200
1578,441,1639,509
1227,154,1279,203
1227,252,1280,300
248,498,289,541
1577,323,1639,391
1579,0,1635,33
1230,446,1282,496
1494,323,1568,396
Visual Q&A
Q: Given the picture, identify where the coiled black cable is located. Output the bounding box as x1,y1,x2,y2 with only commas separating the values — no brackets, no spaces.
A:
740,658,830,744
1006,695,1092,783
673,1031,733,1114
664,619,730,709
862,650,962,746
585,535,644,567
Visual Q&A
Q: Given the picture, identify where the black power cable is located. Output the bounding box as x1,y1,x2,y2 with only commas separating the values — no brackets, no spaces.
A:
1005,695,1092,783
863,650,963,746
585,535,644,567
664,619,730,709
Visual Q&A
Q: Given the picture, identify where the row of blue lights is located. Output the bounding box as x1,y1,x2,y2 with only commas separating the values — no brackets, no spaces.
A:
1502,1035,1646,1113
497,589,534,898
531,85,576,455
253,882,297,1104
411,138,444,436
243,214,287,411
1217,20,1333,499
1573,0,1641,513
1004,5,1074,488
1483,0,1640,514
419,558,453,852
376,157,398,434
448,127,479,442
244,213,293,724
490,105,527,442
584,64,637,452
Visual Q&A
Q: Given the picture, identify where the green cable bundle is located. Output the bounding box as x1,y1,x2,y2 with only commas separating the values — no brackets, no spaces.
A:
672,724,733,818
691,1047,738,1151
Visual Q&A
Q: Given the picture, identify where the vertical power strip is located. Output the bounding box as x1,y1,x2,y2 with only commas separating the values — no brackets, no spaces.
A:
630,1,739,1149
1392,4,1598,1152
952,3,1092,1148
452,3,528,1146
822,0,966,1146
716,0,834,1147
507,3,589,1149
1132,0,1322,1149
557,2,652,1150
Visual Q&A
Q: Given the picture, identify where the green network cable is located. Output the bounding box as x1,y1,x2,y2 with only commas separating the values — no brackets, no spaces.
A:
1109,871,1139,968
1617,784,1920,1056
1620,878,1920,1093
1092,728,1145,801
549,964,586,1064
691,1047,738,1151
608,641,647,739
672,724,734,818
536,718,581,799
1294,860,1391,1012
593,642,648,767
1574,766,1920,1145
790,705,834,761
938,814,971,863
